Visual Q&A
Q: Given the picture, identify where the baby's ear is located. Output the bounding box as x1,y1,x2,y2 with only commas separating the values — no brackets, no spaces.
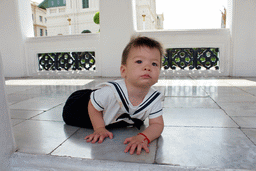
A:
120,65,126,78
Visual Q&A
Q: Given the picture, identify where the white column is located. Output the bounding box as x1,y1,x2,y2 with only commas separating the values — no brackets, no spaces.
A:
0,0,33,77
230,0,256,76
0,53,16,170
99,0,136,77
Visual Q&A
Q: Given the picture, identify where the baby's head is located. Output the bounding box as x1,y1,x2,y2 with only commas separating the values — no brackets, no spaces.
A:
120,36,164,88
121,36,163,66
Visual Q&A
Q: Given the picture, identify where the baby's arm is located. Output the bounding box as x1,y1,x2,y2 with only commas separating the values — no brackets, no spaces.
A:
84,100,113,143
123,115,164,155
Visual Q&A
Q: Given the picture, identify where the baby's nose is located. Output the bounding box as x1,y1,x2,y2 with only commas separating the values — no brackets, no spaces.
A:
144,65,151,71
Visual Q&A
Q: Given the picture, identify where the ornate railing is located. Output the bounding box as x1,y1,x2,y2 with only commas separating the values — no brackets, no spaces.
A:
38,51,96,71
163,48,219,70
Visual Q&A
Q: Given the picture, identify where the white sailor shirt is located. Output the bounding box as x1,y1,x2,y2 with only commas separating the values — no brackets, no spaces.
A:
90,79,163,126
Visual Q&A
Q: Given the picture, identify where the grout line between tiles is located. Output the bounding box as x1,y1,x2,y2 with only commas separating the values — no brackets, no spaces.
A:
207,93,256,146
164,125,239,129
240,129,256,146
48,128,81,155
206,91,242,128
153,137,159,164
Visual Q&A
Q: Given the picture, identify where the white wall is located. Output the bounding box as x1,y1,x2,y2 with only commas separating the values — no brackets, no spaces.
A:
0,53,16,170
231,0,256,76
46,0,100,36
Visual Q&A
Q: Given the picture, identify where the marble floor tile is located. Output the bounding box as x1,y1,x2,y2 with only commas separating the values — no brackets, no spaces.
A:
31,104,64,122
202,87,245,95
156,79,197,87
4,85,33,94
225,79,256,87
223,108,256,117
10,109,44,120
52,127,157,164
5,78,94,86
13,120,79,154
165,86,208,97
9,96,65,111
211,94,256,103
156,127,256,170
218,101,256,111
7,92,41,105
15,86,70,98
6,76,256,170
231,117,256,128
245,77,256,81
163,108,238,128
164,97,219,108
242,129,256,145
241,87,256,96
11,119,25,127
83,78,119,89
193,79,232,87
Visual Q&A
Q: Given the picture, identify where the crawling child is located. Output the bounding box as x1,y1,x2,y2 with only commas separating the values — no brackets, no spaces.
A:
63,36,164,155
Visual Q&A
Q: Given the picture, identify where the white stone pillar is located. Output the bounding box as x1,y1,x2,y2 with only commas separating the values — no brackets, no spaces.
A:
99,0,136,77
0,0,34,77
0,53,16,170
230,0,256,76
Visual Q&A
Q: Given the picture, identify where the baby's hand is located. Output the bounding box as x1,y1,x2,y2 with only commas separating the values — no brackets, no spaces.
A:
84,127,113,144
123,134,150,155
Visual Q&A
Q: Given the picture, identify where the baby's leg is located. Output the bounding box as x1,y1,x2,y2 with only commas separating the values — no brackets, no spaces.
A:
62,89,95,128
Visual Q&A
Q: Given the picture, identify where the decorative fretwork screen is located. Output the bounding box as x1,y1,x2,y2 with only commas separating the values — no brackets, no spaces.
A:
163,48,219,70
38,51,95,71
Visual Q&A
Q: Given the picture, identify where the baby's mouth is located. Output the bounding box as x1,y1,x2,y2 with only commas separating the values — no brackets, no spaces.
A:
141,74,151,78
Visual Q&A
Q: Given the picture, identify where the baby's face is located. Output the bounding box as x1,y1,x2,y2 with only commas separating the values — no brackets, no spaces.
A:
120,46,161,89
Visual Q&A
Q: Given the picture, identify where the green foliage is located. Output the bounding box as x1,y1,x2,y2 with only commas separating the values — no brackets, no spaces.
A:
81,30,91,33
94,12,100,24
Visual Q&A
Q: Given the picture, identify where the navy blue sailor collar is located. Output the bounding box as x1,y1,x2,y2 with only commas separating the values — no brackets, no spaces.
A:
97,79,163,115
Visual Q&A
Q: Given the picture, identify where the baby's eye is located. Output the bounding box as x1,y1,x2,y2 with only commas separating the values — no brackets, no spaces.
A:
136,60,142,64
152,62,158,66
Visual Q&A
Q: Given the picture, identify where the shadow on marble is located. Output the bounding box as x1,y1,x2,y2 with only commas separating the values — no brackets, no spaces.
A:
52,126,157,164
156,127,256,170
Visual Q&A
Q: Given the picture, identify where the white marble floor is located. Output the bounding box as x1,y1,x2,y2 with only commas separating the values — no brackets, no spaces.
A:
5,76,256,170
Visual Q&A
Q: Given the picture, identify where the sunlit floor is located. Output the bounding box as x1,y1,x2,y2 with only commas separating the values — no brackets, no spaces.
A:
5,76,256,170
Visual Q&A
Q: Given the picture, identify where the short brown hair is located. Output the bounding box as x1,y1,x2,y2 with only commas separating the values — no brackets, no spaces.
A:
121,36,163,66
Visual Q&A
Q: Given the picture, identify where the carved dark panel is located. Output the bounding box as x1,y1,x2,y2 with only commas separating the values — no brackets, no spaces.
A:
163,48,219,70
38,51,96,71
